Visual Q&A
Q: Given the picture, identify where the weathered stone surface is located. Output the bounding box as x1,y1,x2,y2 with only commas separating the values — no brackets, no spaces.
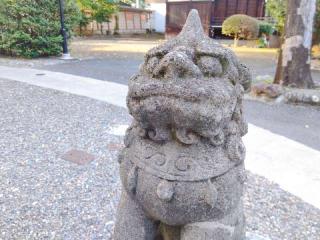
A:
251,82,283,98
114,9,251,240
284,88,320,105
181,222,236,240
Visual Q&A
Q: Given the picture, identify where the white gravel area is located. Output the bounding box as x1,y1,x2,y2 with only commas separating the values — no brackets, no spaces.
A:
0,79,319,239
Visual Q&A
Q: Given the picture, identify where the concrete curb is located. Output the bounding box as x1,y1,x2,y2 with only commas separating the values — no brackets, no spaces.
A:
0,66,127,108
250,82,320,106
284,88,320,105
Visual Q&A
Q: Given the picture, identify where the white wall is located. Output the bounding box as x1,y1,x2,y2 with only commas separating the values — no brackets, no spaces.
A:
147,3,166,33
87,11,150,35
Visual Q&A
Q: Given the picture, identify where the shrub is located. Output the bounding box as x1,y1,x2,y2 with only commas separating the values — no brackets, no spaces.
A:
259,21,274,36
222,14,259,47
0,0,80,58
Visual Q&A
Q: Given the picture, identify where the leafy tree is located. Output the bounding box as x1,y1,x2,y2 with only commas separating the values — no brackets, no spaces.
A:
222,14,259,47
93,0,118,34
122,0,145,8
78,11,91,36
0,0,80,58
77,0,118,35
266,0,320,42
265,0,286,35
76,0,93,34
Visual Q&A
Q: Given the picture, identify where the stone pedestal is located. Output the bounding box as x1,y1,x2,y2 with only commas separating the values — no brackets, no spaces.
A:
114,9,251,240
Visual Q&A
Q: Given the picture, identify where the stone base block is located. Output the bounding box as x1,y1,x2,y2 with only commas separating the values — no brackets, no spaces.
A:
181,222,238,240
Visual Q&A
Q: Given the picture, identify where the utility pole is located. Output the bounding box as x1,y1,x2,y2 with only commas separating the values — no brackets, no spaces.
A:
58,0,72,59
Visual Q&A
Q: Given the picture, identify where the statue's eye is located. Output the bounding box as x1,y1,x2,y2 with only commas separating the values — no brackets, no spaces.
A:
145,57,159,74
197,56,223,77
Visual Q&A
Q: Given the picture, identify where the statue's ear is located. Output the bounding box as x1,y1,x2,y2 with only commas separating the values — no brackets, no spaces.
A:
238,63,252,92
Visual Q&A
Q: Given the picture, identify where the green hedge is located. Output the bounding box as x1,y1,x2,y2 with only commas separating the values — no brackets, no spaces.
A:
0,0,80,58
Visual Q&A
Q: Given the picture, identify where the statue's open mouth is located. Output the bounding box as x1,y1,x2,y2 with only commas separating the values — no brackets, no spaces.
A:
128,76,235,104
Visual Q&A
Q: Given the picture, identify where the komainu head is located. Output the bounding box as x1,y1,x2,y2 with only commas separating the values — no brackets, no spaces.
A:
127,10,251,146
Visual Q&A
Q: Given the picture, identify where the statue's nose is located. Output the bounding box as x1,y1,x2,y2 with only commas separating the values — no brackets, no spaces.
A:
153,51,202,79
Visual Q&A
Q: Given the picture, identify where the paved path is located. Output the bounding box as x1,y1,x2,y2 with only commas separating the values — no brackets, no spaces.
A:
38,44,320,86
2,65,319,151
1,77,320,240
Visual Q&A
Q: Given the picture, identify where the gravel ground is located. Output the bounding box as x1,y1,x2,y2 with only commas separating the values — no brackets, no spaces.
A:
0,78,319,240
244,173,320,240
0,78,129,239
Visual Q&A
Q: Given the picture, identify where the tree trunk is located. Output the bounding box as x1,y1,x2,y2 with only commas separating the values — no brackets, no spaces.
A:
274,47,283,84
114,15,119,35
100,23,103,35
234,36,239,48
274,36,285,84
279,0,316,88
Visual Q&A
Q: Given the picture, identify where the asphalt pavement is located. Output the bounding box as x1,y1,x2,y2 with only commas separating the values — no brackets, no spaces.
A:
39,57,320,151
